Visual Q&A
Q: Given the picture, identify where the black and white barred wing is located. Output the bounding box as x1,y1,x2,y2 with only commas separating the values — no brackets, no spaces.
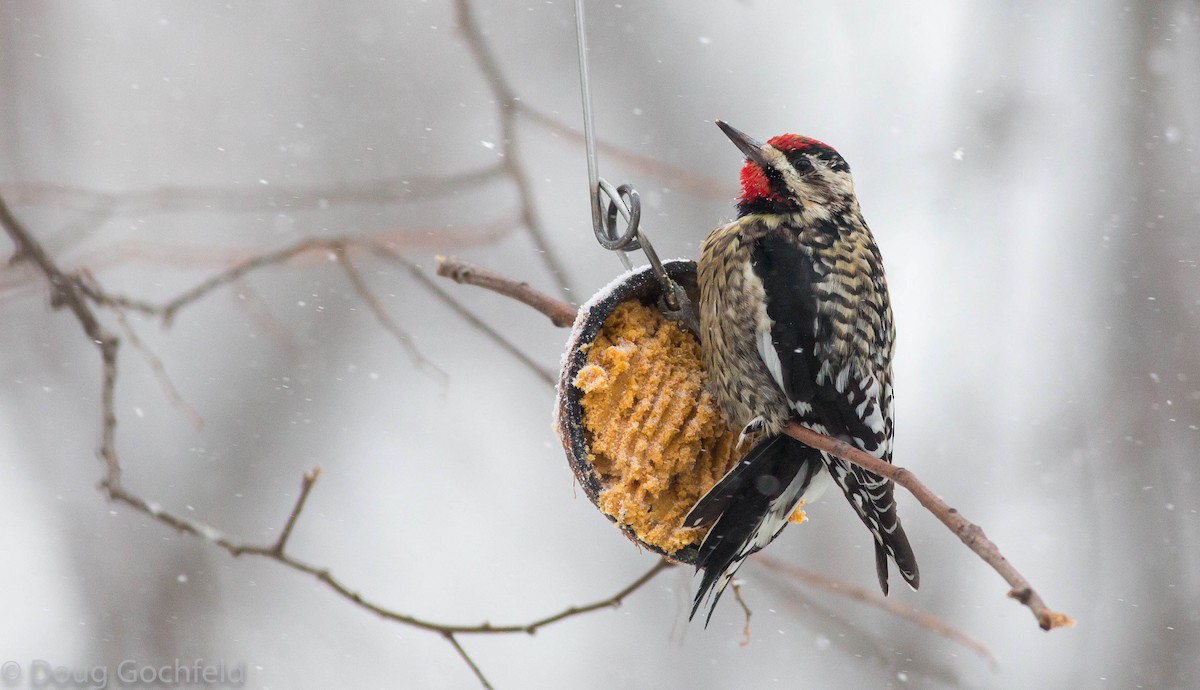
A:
752,232,918,594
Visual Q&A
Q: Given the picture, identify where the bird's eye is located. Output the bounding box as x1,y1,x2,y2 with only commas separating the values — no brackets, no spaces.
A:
785,151,816,175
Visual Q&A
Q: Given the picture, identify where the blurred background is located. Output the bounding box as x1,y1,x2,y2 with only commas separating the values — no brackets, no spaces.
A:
2,1,1198,688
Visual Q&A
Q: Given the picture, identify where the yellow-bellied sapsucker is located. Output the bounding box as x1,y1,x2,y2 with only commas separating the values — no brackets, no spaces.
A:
685,121,919,622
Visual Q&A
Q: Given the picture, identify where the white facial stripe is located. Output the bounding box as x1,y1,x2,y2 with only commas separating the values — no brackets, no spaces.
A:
761,144,856,210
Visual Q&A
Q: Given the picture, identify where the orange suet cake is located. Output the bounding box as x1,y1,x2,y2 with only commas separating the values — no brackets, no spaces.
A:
573,300,741,555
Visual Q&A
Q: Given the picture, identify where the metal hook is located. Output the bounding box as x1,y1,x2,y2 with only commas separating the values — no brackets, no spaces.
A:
594,179,698,331
595,181,640,252
594,178,700,332
573,0,698,333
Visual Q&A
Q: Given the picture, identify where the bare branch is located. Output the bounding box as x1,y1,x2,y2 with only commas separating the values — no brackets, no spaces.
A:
334,245,448,383
82,236,444,386
6,164,508,215
6,192,677,688
1,196,107,338
511,559,673,634
518,105,729,199
160,237,329,325
444,634,494,690
434,256,1071,634
274,467,321,556
1,195,124,487
755,556,997,665
730,580,753,647
780,423,1074,631
369,245,557,385
78,280,162,316
109,306,205,431
75,216,518,276
436,255,577,328
230,279,305,360
454,0,576,302
98,335,121,486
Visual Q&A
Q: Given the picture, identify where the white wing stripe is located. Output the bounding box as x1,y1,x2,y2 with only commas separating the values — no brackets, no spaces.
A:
757,328,786,394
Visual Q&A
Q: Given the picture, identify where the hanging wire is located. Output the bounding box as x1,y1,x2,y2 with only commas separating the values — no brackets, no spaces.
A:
572,0,627,267
572,0,697,330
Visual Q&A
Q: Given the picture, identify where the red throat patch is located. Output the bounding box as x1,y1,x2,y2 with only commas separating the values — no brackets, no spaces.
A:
739,160,778,202
736,134,833,203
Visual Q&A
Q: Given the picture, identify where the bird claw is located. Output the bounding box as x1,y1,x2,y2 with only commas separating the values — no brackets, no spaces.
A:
737,418,765,450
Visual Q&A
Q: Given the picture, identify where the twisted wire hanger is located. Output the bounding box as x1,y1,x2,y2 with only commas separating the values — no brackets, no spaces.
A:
572,0,697,331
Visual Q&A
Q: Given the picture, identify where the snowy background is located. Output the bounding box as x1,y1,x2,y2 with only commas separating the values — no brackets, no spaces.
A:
2,1,1198,688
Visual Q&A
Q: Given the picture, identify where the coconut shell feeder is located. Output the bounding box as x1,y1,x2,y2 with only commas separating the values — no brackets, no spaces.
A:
554,259,742,565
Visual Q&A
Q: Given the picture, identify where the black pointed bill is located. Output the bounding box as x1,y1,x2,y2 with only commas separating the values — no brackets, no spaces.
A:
715,120,771,169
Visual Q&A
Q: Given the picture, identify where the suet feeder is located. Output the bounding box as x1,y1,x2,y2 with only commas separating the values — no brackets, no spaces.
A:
554,260,743,565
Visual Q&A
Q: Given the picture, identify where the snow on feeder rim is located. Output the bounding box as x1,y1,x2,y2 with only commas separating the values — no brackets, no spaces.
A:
554,260,743,565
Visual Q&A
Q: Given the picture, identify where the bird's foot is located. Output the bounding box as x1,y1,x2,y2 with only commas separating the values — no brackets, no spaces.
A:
737,417,766,450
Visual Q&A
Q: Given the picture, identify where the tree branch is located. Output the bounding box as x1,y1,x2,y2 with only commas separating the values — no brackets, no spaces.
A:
108,302,205,430
454,0,575,302
3,193,673,689
435,255,577,328
435,258,1073,634
274,467,321,556
444,634,494,690
159,237,329,325
512,559,673,633
334,245,449,383
755,556,996,665
780,423,1073,631
517,105,729,199
2,195,124,488
730,581,753,647
5,164,508,215
370,245,557,385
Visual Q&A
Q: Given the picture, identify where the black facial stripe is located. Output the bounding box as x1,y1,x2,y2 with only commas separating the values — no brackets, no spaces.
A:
738,162,801,217
763,163,789,195
785,148,850,174
737,196,796,216
783,150,815,175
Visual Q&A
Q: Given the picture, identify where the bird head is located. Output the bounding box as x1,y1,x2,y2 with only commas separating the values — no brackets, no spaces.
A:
715,120,855,218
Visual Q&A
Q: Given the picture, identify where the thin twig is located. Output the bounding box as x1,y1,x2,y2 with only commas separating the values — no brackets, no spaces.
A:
780,423,1074,632
436,255,577,328
274,467,321,555
2,195,123,487
6,164,508,215
445,634,494,690
230,279,305,361
518,105,729,199
454,0,576,302
368,245,557,385
755,556,997,665
93,445,672,638
87,234,449,382
78,280,162,316
4,194,677,689
2,197,106,337
74,216,518,276
514,559,673,633
437,258,1072,633
334,245,448,383
109,305,205,430
160,237,328,325
730,581,753,647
